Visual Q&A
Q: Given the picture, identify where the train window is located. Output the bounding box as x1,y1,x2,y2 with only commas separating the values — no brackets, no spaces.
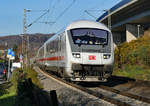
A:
71,28,108,45
46,38,60,54
47,41,54,54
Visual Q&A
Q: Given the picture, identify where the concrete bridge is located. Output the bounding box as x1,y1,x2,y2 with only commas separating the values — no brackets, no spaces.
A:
96,0,150,44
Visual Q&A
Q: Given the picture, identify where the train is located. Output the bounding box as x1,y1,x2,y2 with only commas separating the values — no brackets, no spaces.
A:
36,20,114,82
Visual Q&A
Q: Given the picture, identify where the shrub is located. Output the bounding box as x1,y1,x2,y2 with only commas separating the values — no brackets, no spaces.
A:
114,29,150,81
10,69,26,92
115,32,150,68
24,67,43,88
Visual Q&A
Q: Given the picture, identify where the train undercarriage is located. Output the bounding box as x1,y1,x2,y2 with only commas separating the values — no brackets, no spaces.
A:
71,64,112,82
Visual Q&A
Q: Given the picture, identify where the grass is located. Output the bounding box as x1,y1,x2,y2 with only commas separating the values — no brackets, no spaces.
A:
0,82,16,106
113,65,150,81
0,92,16,106
24,67,43,88
0,69,20,106
0,66,43,106
0,59,4,63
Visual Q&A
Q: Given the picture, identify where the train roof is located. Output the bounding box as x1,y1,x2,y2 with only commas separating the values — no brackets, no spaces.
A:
66,20,110,32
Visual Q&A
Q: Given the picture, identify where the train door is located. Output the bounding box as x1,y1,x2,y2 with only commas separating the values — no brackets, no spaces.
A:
60,33,66,68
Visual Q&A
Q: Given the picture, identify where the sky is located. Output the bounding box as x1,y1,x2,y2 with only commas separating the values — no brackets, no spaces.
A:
0,0,122,36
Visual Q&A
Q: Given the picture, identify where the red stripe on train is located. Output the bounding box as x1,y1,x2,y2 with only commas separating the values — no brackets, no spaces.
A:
38,56,64,61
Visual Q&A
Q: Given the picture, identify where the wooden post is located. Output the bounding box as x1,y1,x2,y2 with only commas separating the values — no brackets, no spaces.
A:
50,90,58,106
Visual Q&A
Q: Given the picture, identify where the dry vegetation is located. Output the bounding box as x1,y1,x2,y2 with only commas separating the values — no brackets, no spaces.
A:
113,29,150,81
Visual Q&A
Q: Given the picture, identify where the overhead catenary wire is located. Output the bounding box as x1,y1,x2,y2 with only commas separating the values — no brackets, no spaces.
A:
46,0,59,33
47,0,117,33
84,10,98,19
48,0,76,32
26,10,49,12
83,0,119,20
45,0,54,33
40,0,63,33
40,9,48,33
27,10,50,28
41,0,55,33
84,9,110,20
55,0,76,21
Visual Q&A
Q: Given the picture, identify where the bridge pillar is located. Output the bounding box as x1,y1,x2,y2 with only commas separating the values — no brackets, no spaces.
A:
126,24,144,42
112,31,126,46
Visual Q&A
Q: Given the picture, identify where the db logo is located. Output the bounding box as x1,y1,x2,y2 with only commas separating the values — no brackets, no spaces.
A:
89,55,96,60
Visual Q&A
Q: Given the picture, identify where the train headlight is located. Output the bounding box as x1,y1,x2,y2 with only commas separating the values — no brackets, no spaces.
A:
103,54,111,59
72,53,80,58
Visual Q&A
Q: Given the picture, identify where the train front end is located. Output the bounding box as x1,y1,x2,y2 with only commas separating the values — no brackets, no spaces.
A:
66,21,114,82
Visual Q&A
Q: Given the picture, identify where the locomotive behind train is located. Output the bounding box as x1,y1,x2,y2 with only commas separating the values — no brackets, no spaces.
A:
36,20,114,82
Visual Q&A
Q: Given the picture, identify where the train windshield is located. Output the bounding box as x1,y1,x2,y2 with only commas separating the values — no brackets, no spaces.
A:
71,28,108,45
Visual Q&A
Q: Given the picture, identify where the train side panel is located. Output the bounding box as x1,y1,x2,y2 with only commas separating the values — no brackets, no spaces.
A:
42,33,67,77
36,46,44,68
57,33,67,76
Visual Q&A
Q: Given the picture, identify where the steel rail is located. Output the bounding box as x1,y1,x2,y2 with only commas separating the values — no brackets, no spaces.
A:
36,67,131,106
99,85,150,104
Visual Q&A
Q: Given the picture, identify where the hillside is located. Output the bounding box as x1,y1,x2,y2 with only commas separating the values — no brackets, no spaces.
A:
0,33,54,47
113,29,150,81
0,33,54,57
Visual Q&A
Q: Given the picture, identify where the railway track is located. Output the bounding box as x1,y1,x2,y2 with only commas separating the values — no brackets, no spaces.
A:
98,85,150,104
35,67,150,106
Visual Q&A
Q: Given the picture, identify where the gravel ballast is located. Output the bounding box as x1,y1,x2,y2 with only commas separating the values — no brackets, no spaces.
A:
35,67,115,106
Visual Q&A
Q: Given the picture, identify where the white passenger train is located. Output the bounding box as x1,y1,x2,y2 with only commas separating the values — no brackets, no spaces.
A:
36,20,114,82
